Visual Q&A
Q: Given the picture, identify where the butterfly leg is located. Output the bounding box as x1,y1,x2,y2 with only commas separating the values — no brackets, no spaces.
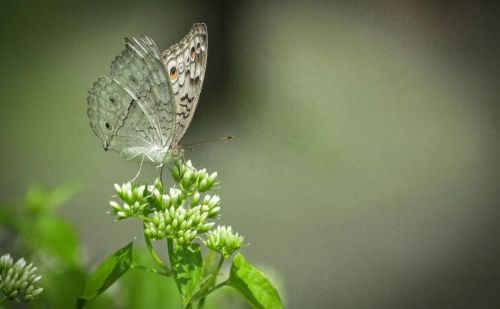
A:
128,154,145,183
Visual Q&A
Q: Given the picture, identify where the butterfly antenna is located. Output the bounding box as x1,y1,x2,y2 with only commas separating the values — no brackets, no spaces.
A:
183,135,235,147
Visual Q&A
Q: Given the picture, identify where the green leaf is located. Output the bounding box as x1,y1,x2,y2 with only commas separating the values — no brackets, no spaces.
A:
25,183,81,213
29,216,80,266
228,253,283,309
77,242,134,308
172,243,203,307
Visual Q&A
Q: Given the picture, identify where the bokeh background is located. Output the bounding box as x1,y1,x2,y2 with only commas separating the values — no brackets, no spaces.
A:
1,0,500,308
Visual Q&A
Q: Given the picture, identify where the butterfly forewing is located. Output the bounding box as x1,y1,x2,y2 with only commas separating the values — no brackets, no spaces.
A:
161,23,208,147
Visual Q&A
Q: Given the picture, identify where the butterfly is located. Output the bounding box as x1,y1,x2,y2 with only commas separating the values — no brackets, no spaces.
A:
87,23,207,164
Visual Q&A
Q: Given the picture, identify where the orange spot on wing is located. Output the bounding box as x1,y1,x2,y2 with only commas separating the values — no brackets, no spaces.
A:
190,46,196,60
169,67,178,81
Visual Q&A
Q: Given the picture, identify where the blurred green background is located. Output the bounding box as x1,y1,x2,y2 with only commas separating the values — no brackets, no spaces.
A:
1,0,500,308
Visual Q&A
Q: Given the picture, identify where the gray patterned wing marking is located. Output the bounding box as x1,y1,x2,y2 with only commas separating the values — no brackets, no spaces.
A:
161,23,208,147
87,35,176,162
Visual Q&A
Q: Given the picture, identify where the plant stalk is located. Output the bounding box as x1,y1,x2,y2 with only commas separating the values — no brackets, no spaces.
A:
194,255,225,306
144,228,172,275
167,238,182,296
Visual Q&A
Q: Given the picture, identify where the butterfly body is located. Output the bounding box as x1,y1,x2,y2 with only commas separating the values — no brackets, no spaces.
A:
87,24,207,164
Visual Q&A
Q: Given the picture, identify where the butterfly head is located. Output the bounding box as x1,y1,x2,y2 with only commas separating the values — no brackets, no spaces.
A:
169,145,185,158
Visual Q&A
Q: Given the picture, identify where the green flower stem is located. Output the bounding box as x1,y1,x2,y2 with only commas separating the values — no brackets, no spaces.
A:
131,264,170,277
136,214,152,222
194,254,225,306
167,238,175,270
197,297,206,309
167,238,182,295
144,229,172,275
206,255,225,289
209,280,229,294
0,295,6,304
196,279,230,306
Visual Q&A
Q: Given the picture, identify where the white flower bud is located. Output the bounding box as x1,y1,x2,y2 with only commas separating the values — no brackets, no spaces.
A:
162,194,171,207
208,195,221,208
202,195,211,205
123,203,131,212
207,172,217,185
32,287,43,297
209,206,220,217
191,192,200,206
198,179,208,191
109,201,121,211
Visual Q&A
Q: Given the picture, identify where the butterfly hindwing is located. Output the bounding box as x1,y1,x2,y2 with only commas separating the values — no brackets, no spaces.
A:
87,35,176,162
161,23,208,147
87,77,136,149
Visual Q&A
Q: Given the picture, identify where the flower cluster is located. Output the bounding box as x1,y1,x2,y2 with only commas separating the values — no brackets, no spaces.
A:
172,160,218,193
109,183,148,219
0,254,43,302
108,160,244,255
144,193,221,245
109,161,220,221
109,160,234,248
206,226,244,258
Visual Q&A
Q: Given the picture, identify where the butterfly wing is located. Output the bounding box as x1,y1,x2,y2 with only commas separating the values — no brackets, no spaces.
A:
161,23,208,147
87,35,176,162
